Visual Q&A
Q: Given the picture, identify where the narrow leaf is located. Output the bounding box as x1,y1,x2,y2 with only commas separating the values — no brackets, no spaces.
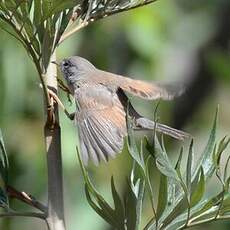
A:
193,107,218,179
191,167,205,206
126,114,145,172
85,185,117,227
186,140,194,198
156,174,168,218
111,177,125,228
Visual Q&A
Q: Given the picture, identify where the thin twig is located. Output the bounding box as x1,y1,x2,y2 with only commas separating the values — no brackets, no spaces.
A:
7,185,47,213
59,0,159,45
92,0,158,21
0,211,45,220
58,20,89,45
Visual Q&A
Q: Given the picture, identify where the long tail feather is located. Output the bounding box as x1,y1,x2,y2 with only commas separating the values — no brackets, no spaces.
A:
135,117,190,140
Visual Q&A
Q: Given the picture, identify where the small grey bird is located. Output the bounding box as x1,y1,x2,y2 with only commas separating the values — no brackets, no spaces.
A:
59,56,189,165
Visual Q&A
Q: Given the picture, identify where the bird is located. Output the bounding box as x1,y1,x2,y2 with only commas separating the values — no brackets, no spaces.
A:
58,56,190,165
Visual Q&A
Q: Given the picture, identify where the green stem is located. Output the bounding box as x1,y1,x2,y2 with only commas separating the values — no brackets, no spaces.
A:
44,52,66,230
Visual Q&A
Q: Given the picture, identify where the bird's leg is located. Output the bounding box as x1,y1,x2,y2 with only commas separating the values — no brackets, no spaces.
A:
57,78,70,92
57,78,73,105
47,89,75,120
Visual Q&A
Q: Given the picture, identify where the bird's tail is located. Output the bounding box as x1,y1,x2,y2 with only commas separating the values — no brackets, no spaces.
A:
135,117,190,140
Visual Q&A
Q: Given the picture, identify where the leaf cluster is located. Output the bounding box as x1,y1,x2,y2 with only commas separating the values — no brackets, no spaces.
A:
0,0,158,71
0,0,78,70
79,108,230,230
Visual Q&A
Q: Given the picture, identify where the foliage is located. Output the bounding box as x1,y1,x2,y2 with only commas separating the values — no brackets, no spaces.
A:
78,109,230,229
0,0,158,72
0,1,230,230
0,129,9,210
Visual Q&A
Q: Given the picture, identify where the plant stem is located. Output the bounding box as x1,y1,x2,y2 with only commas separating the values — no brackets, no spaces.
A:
44,51,66,230
7,185,47,213
186,215,230,228
58,20,88,45
0,211,45,219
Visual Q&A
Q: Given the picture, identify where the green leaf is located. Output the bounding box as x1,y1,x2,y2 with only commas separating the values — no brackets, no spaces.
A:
175,148,189,199
175,147,183,176
41,25,54,69
191,191,224,219
167,177,177,207
0,18,23,44
126,180,138,230
220,193,230,215
41,0,77,21
125,175,145,230
0,129,9,184
213,136,230,169
126,115,145,172
111,177,125,229
193,107,218,179
191,167,205,207
0,129,9,208
154,137,178,181
186,140,194,198
135,179,145,230
224,154,230,182
156,174,168,218
54,9,73,46
78,148,126,229
145,155,156,214
85,185,117,227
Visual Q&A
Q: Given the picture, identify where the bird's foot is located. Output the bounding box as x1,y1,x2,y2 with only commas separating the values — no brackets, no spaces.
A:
57,78,73,105
47,89,74,120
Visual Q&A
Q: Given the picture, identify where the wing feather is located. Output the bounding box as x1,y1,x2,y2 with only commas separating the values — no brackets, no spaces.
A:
91,70,185,100
75,84,126,165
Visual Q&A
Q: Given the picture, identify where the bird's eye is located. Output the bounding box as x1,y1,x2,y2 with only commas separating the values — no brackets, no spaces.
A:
63,61,69,67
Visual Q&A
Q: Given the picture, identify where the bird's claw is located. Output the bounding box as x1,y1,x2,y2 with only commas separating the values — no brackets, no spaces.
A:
47,89,74,121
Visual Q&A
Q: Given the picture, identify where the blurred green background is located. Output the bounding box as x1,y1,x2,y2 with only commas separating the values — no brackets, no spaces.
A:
0,0,230,229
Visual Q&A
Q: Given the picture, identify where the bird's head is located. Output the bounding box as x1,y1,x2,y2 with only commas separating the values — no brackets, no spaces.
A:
59,56,96,85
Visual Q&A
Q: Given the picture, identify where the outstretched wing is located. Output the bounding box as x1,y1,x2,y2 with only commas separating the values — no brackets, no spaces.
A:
92,70,185,100
117,77,185,100
75,84,127,165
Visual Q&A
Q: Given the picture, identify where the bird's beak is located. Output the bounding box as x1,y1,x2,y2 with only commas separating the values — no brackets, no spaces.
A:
51,61,60,66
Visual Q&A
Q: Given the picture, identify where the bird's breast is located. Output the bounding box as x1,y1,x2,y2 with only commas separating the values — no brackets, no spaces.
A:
74,83,117,111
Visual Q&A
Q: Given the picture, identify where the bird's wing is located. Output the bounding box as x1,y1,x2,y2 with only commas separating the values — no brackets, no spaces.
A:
75,84,127,165
95,70,185,100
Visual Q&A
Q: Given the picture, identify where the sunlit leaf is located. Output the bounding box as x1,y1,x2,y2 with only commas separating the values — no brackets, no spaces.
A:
154,137,179,182
186,140,194,197
193,107,218,179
